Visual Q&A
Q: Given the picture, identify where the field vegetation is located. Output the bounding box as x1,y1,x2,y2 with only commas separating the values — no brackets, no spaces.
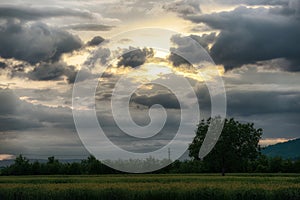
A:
1,174,300,200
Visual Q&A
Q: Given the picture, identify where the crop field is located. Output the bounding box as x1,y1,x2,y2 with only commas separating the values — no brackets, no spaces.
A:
0,174,300,200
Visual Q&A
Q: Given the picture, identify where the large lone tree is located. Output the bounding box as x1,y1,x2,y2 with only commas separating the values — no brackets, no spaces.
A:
189,118,262,176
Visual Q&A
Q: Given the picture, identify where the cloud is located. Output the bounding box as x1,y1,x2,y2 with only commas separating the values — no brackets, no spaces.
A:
0,89,43,131
221,65,300,138
0,62,7,69
84,47,111,67
67,68,96,84
288,0,300,15
87,36,105,46
0,88,86,156
0,5,95,21
0,20,82,64
169,34,215,67
259,138,289,147
0,87,181,156
131,92,181,109
235,113,300,139
0,88,75,131
27,62,93,84
219,65,300,116
0,116,42,131
63,24,114,32
168,52,191,67
28,63,67,81
190,33,217,50
227,90,300,116
0,128,88,159
163,0,201,15
206,0,289,6
188,63,300,139
185,6,300,71
0,154,14,161
28,62,76,83
101,0,167,21
117,47,154,68
0,89,18,115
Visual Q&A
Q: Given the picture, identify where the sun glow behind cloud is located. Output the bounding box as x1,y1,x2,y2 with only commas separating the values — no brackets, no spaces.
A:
259,138,290,147
0,154,14,161
108,59,224,85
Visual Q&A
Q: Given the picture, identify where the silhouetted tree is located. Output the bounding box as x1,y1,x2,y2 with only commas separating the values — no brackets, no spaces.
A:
31,161,41,175
46,156,60,174
189,118,262,176
81,155,103,174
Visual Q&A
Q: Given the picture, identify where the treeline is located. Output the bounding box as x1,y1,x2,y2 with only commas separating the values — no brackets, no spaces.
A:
0,155,117,175
169,155,300,173
1,154,300,175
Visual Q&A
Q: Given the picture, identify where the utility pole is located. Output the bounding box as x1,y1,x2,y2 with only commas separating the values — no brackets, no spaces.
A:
168,148,171,161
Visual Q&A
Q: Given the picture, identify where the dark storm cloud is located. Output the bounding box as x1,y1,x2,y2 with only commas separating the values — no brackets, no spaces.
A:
0,88,87,157
271,0,300,17
168,52,191,67
28,63,67,81
190,33,216,50
0,20,82,65
0,5,95,21
131,93,181,109
169,34,216,67
118,48,154,68
27,62,93,84
185,6,300,71
241,113,300,139
28,62,78,84
192,74,300,117
226,90,300,116
87,36,105,46
0,116,42,131
0,88,75,131
63,24,114,32
0,128,89,159
65,68,91,84
0,89,43,131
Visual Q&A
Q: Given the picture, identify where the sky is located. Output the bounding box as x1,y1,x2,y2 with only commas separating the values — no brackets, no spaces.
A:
0,0,300,161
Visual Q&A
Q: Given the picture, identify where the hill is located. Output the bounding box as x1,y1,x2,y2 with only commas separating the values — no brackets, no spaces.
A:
262,138,300,159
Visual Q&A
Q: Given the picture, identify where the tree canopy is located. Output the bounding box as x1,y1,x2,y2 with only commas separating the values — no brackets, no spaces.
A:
189,118,262,175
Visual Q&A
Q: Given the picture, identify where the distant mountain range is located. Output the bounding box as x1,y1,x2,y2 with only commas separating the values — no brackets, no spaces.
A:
261,138,300,159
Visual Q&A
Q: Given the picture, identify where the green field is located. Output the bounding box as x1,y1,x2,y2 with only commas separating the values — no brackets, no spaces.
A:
1,174,300,200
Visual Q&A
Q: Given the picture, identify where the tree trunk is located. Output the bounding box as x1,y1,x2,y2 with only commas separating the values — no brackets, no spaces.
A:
221,167,225,176
221,156,225,176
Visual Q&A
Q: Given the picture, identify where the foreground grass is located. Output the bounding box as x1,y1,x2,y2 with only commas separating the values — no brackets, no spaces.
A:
0,174,300,200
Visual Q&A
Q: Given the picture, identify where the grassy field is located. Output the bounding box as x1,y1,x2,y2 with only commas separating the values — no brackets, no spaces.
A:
0,174,300,200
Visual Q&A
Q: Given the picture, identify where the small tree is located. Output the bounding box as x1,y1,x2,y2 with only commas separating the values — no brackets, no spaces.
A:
81,155,103,174
46,156,60,174
5,155,31,175
189,118,262,176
